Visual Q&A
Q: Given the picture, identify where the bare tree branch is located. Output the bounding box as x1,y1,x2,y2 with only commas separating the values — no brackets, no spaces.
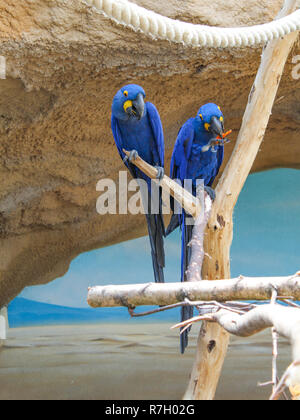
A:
186,193,212,283
122,149,201,218
87,272,300,308
172,303,300,397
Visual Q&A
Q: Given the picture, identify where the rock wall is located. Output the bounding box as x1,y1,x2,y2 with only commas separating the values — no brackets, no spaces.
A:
0,0,299,305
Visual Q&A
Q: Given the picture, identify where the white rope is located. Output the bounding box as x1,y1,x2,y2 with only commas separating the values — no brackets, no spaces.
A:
84,0,300,48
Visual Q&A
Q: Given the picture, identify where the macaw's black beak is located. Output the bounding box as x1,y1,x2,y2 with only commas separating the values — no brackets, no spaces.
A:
131,93,145,120
209,116,224,137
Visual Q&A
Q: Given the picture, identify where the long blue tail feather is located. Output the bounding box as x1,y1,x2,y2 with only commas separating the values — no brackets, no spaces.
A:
145,191,165,283
180,212,194,354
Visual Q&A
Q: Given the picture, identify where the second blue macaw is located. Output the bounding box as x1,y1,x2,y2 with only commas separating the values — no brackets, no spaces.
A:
167,103,226,353
111,84,165,283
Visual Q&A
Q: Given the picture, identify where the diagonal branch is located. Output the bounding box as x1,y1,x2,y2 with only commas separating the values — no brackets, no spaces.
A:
122,149,201,218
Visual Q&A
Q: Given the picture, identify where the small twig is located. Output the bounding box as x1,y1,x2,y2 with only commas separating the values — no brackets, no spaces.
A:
180,323,194,335
224,301,257,308
128,298,215,317
205,300,245,315
258,380,274,387
259,380,289,400
280,299,300,309
128,301,188,317
278,376,289,401
128,299,256,318
171,314,215,330
171,299,255,330
277,296,296,300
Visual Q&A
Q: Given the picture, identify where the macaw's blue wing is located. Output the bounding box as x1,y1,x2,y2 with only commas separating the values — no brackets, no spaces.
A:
170,118,195,182
217,144,224,173
146,102,164,167
145,102,166,282
111,114,136,178
166,119,195,237
111,115,125,162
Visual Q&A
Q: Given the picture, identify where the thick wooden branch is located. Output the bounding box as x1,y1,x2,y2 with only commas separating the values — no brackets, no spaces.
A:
194,305,300,340
87,272,300,308
123,149,201,218
189,0,300,400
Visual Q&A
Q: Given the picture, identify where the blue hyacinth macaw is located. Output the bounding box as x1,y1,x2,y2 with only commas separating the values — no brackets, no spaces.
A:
167,103,226,353
111,84,165,283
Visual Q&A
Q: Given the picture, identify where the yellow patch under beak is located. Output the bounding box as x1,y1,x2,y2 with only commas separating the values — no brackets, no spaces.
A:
123,100,133,113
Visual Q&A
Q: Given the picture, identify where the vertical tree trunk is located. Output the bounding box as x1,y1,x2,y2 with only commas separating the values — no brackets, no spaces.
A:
184,0,299,400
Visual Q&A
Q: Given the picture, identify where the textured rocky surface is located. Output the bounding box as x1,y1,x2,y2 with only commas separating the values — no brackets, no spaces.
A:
0,0,299,305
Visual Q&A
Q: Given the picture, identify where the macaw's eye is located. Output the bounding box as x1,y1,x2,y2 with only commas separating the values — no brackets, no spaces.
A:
123,91,128,97
204,123,210,131
220,116,224,122
199,114,203,120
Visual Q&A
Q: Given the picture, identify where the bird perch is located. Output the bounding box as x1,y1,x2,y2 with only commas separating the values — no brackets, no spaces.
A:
88,272,300,308
122,149,202,219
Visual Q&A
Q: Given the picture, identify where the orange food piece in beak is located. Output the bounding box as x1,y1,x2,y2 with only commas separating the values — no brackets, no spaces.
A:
216,130,232,141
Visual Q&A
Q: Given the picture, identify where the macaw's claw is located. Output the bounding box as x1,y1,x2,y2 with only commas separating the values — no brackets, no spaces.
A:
127,149,139,163
155,166,164,181
204,186,216,202
202,138,218,153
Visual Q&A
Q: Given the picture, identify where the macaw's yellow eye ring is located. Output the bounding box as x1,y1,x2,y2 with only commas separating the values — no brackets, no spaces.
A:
220,116,224,122
204,123,210,131
199,114,203,120
123,100,133,112
123,90,128,97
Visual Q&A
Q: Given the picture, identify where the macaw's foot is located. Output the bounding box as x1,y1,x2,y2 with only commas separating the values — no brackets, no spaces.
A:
155,166,164,181
204,186,216,201
123,149,139,164
129,149,139,163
